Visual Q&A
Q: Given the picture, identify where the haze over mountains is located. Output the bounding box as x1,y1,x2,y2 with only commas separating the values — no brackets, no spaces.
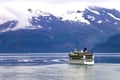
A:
92,34,120,53
0,1,120,53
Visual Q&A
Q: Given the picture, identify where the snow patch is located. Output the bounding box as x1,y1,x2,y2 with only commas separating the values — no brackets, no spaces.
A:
97,20,102,23
107,13,120,21
105,19,108,22
61,10,90,24
114,22,117,25
33,10,50,17
1,28,12,32
26,25,42,30
34,17,40,21
87,15,95,21
87,7,100,15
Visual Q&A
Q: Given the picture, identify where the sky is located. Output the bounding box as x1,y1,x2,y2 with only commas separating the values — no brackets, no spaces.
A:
0,0,120,30
0,0,119,3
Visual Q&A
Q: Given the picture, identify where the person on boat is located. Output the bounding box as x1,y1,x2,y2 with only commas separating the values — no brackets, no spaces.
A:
83,48,87,52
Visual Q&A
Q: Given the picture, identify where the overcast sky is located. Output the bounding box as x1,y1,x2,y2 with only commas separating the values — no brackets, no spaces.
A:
0,0,119,9
0,0,119,10
39,0,120,4
0,0,120,4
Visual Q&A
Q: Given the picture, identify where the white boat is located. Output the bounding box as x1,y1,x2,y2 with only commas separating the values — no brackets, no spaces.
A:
68,48,94,65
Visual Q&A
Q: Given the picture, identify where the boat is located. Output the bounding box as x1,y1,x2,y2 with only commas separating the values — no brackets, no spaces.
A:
68,48,94,65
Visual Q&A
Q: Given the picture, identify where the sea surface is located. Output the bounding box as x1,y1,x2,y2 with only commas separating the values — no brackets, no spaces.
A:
0,53,120,80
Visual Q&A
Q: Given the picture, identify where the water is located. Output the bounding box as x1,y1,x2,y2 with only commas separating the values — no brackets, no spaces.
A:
0,53,120,80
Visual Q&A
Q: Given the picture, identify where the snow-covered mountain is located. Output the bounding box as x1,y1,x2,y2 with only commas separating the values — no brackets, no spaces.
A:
0,6,120,52
0,6,120,32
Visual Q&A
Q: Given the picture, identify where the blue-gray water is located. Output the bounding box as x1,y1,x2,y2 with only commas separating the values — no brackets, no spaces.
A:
0,53,120,80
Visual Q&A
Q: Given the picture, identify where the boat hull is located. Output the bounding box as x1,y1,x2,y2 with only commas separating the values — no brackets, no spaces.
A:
69,60,94,65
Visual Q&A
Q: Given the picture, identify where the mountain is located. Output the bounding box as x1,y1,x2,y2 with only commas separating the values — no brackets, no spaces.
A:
92,34,120,53
0,6,120,53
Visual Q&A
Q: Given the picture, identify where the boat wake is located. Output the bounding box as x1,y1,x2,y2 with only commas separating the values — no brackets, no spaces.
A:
0,55,68,66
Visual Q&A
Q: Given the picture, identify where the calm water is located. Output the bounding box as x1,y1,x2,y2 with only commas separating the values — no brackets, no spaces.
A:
0,53,120,80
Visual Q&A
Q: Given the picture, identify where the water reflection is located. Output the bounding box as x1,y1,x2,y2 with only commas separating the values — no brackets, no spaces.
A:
67,64,94,80
0,64,120,80
67,64,120,80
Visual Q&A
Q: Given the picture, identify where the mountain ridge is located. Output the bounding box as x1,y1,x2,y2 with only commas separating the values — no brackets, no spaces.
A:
92,34,120,53
0,6,120,53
